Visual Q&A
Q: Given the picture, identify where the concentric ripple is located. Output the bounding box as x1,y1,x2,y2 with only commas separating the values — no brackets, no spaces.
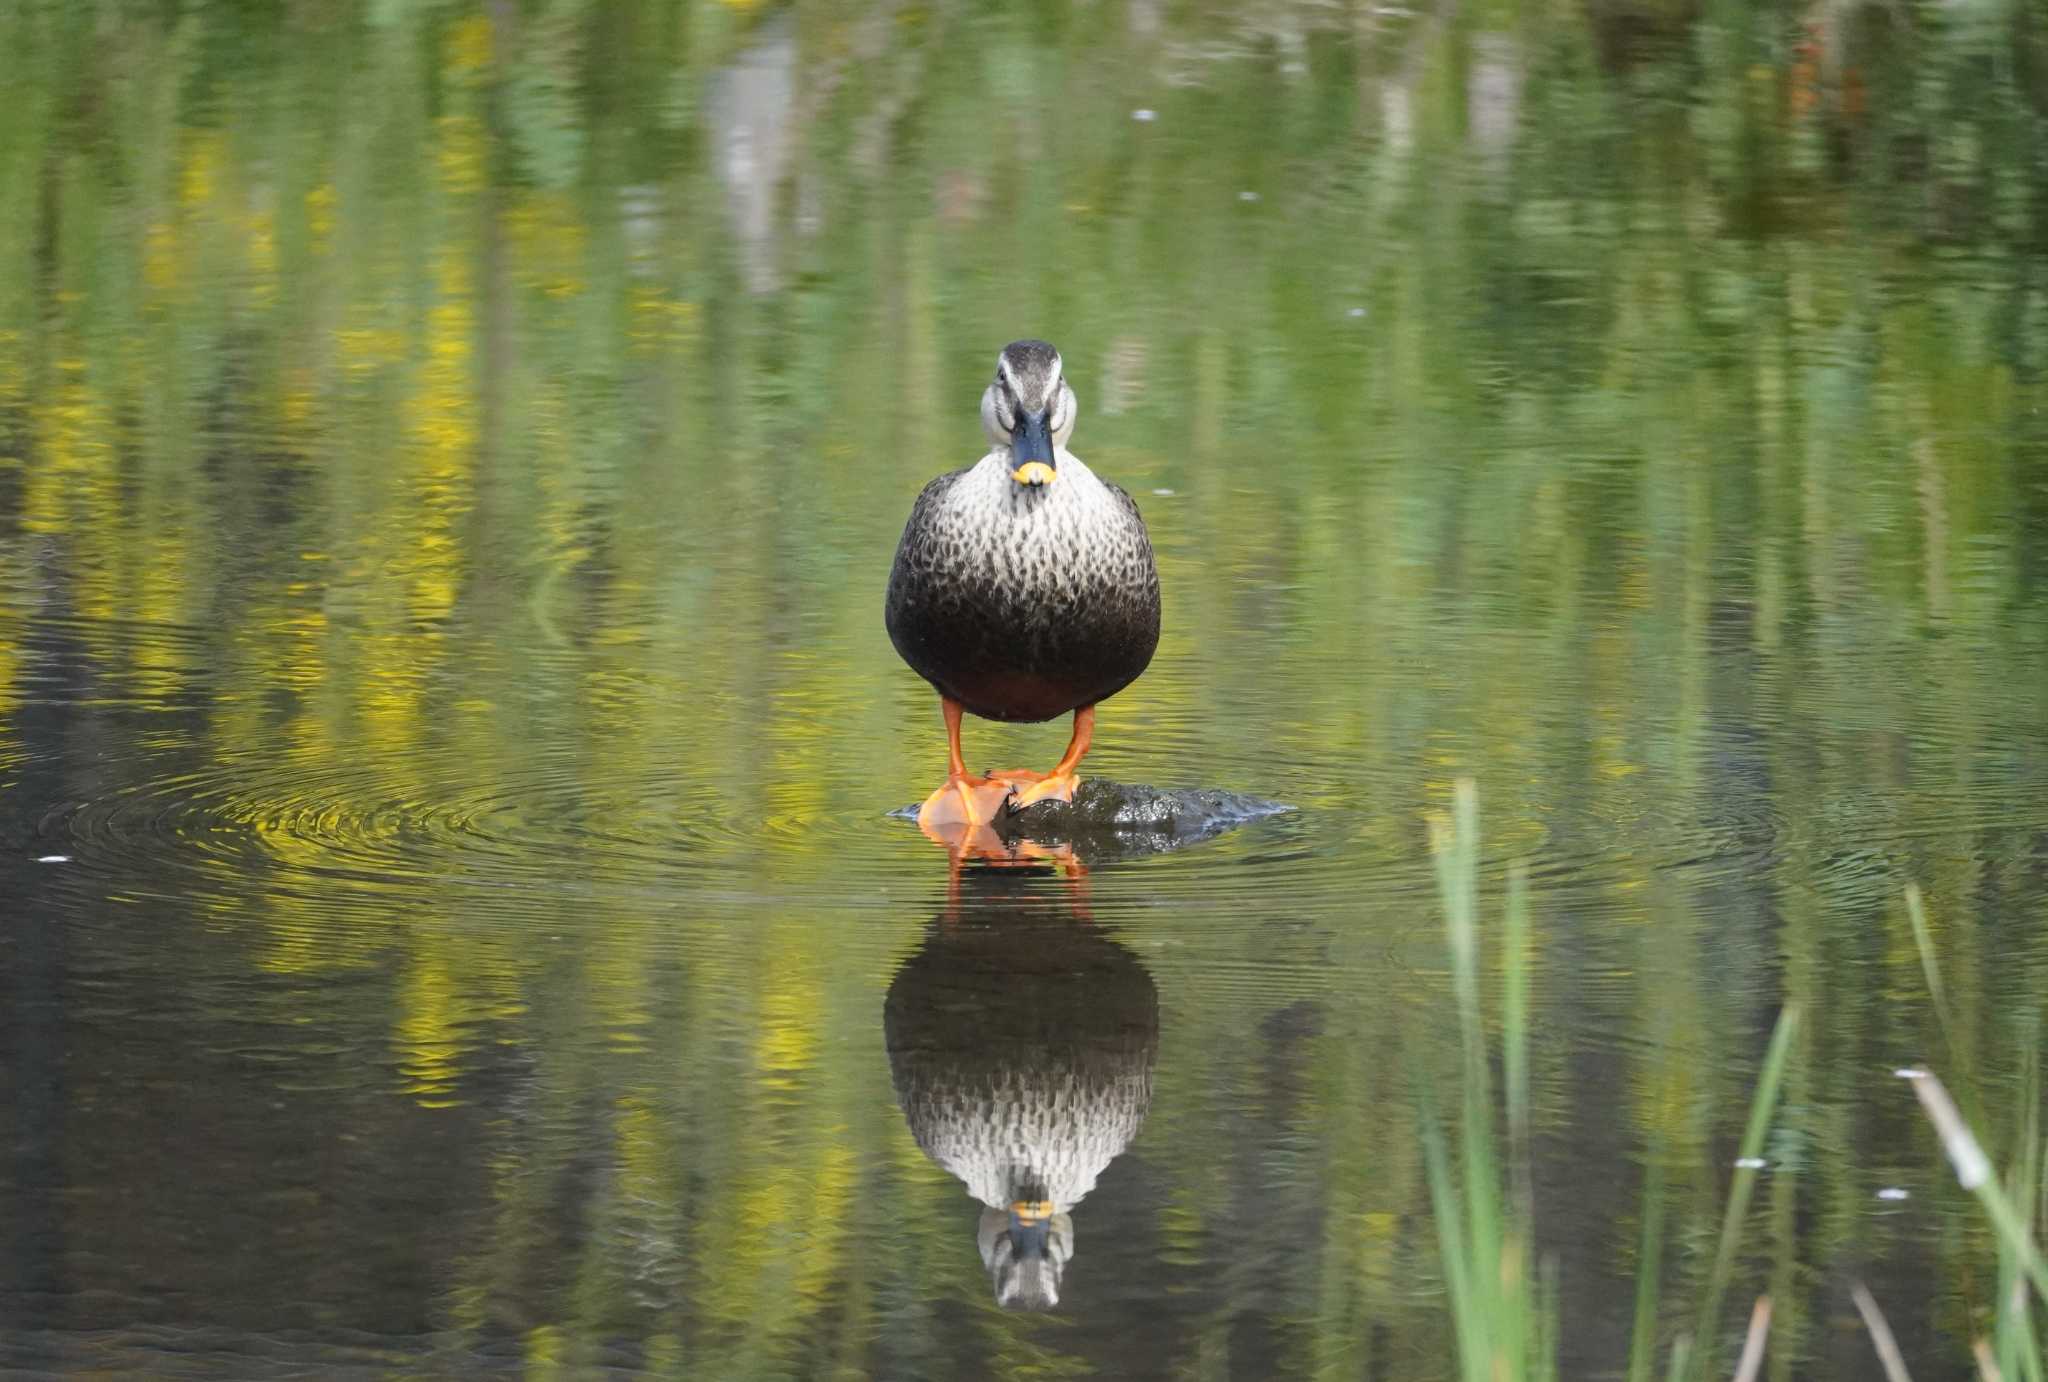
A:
29,751,782,899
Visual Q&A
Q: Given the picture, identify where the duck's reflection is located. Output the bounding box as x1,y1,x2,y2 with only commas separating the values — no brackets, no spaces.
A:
916,810,1086,877
883,869,1158,1310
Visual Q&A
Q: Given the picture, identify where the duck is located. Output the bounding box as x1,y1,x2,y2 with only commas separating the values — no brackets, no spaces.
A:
884,881,1159,1310
886,340,1161,830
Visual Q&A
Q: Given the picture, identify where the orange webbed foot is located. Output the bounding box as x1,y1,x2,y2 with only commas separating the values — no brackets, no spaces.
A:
916,773,1017,831
1005,770,1081,812
1002,705,1093,814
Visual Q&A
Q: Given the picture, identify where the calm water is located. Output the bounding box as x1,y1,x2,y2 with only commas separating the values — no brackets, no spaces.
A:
3,2,2048,1377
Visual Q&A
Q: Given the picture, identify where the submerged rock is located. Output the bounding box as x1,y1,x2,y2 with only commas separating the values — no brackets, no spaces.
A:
893,780,1292,858
1005,780,1290,838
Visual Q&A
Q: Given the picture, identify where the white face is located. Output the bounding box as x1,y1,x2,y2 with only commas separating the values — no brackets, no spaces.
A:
981,368,1079,450
1049,379,1077,447
996,348,1055,412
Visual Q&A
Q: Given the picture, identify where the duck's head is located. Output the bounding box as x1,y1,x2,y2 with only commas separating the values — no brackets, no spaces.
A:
981,339,1077,489
977,1198,1074,1310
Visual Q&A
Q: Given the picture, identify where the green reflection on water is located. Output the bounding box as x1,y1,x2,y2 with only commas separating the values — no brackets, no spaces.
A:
1,0,2046,1377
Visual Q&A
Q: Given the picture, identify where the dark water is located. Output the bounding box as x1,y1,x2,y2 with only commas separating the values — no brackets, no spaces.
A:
3,2,2048,1377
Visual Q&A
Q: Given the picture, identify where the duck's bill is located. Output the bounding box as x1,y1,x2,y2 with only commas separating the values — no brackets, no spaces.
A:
1010,411,1055,485
1010,1199,1055,1225
1007,1201,1055,1257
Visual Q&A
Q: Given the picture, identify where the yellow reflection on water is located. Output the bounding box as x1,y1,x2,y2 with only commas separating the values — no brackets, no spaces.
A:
397,946,465,1104
2,3,2045,1371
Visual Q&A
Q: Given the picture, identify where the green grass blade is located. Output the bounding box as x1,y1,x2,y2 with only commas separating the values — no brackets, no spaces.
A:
1663,1334,1692,1382
1912,1072,2048,1309
1905,884,1951,1041
1419,1094,1487,1382
1423,780,1554,1382
1625,1161,1667,1382
1692,1004,1801,1381
1505,861,1532,1171
1537,1252,1561,1382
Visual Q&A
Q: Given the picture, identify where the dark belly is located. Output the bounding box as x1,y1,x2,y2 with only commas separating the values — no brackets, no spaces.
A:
886,572,1160,723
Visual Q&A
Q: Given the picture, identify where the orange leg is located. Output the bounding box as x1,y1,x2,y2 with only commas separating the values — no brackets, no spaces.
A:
1008,705,1094,810
916,697,1018,831
943,696,969,778
936,837,1089,912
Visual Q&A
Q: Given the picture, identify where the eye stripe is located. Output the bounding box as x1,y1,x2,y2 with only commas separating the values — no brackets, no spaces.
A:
994,343,1065,416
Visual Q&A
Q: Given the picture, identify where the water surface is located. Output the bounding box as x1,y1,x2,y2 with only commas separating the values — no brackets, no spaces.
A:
3,2,2048,1377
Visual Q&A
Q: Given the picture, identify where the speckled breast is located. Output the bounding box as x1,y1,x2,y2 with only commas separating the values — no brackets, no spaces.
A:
885,461,1161,723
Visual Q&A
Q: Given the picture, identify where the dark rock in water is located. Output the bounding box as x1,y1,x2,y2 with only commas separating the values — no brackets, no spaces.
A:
891,780,1292,858
1007,780,1291,836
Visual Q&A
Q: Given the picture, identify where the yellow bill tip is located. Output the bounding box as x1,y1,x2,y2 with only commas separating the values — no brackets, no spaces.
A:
1011,462,1056,487
1010,1200,1055,1223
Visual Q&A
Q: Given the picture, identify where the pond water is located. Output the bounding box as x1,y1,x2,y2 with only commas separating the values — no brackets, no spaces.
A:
3,3,2047,1378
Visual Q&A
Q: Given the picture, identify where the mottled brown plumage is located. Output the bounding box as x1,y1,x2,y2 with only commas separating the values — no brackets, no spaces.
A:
886,341,1161,829
884,895,1159,1310
886,457,1160,721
